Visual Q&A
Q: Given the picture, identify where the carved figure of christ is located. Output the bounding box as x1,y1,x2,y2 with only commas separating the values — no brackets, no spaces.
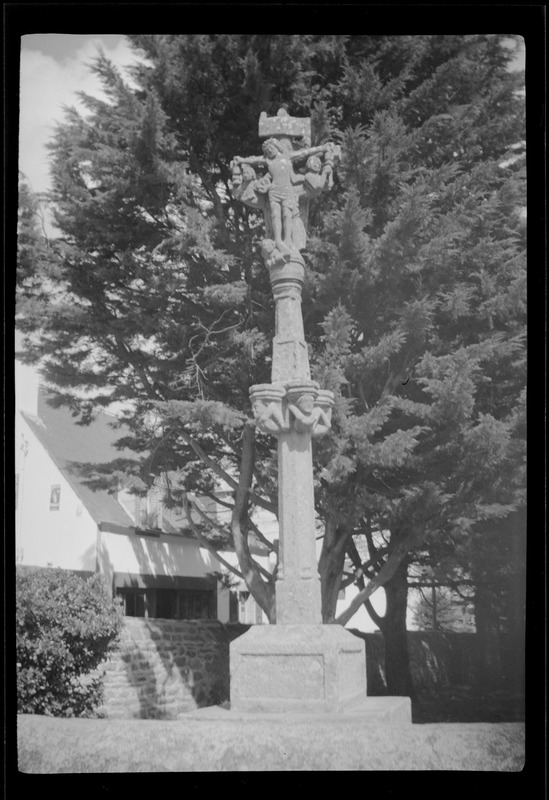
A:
233,139,329,255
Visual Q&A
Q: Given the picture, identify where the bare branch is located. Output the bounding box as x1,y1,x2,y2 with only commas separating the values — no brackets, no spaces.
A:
188,495,232,538
334,525,429,626
203,491,234,511
177,428,240,491
246,514,278,554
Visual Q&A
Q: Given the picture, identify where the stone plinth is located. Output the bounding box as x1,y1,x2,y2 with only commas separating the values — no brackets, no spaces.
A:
230,624,371,714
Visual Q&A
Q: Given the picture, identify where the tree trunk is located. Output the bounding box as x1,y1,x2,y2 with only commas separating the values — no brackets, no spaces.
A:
231,423,276,623
382,557,415,698
474,579,503,689
506,509,526,696
318,516,350,623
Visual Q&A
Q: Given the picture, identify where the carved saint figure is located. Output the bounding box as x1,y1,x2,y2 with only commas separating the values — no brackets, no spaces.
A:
231,162,273,238
292,147,338,250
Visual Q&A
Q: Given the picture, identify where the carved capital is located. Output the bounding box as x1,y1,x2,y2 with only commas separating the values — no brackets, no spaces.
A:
284,380,320,434
250,383,289,436
250,381,335,437
311,389,335,438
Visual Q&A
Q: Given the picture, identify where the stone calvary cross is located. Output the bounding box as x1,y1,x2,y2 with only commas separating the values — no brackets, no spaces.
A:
231,108,339,625
228,109,388,715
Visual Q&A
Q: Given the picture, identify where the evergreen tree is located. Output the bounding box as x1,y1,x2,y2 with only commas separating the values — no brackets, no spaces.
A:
17,35,525,694
306,34,525,693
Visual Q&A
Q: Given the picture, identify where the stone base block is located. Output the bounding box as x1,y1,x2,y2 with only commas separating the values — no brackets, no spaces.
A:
230,624,374,714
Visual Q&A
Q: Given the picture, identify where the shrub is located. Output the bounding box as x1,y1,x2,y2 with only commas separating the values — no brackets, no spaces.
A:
16,566,124,717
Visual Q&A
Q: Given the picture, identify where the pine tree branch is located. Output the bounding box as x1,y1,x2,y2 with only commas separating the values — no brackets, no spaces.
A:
108,332,160,400
181,494,244,580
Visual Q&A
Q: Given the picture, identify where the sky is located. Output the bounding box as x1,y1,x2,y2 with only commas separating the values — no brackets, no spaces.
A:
19,35,142,202
19,33,525,204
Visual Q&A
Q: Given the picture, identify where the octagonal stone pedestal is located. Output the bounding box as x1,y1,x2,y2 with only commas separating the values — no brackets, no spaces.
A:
231,624,409,719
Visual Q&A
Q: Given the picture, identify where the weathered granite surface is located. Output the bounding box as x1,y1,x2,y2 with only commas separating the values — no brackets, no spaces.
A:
17,714,525,772
230,624,374,714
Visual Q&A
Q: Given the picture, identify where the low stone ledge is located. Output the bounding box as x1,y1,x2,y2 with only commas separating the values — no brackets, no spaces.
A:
17,714,524,772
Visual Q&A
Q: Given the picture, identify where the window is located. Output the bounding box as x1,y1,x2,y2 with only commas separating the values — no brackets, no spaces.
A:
229,590,239,622
178,589,214,620
49,484,60,511
156,589,177,620
120,589,147,617
116,587,216,620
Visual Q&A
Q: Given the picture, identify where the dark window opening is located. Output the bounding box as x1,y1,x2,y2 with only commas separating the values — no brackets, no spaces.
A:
116,587,215,620
229,590,239,622
178,589,214,620
120,589,147,617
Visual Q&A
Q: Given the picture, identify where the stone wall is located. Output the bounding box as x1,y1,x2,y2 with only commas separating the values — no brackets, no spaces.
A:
96,620,518,719
96,618,249,719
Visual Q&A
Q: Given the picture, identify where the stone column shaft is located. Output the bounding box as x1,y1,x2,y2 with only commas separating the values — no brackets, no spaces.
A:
276,428,322,624
269,263,321,624
271,278,310,384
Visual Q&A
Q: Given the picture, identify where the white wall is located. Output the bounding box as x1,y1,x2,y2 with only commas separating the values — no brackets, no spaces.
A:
96,530,257,623
15,414,98,572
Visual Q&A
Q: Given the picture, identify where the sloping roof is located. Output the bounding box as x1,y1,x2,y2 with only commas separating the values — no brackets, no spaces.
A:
22,388,136,528
21,387,273,556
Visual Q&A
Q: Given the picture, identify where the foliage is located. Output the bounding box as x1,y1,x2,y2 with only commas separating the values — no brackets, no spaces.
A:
16,566,124,717
410,586,475,632
16,36,526,689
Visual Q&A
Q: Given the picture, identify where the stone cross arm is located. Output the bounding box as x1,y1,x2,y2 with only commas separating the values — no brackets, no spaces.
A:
233,143,331,168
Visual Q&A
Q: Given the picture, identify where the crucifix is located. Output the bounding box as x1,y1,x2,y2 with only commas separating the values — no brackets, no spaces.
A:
231,109,339,623
228,109,409,720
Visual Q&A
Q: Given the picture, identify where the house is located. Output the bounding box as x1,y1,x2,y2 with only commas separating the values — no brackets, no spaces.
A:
15,358,272,623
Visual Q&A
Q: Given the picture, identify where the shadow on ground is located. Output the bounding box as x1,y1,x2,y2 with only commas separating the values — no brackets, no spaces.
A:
411,688,525,724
